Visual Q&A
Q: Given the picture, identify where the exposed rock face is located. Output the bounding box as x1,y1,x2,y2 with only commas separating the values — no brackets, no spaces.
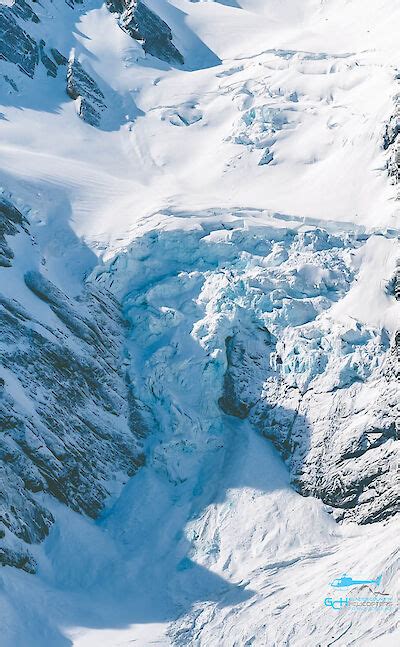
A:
385,78,399,185
106,0,184,64
258,148,274,166
0,0,76,80
39,39,58,78
395,261,400,301
50,48,68,67
66,52,107,127
218,322,399,525
0,196,29,267
0,197,146,572
385,81,400,358
384,102,399,151
65,0,84,7
386,103,399,184
0,3,39,78
9,0,40,25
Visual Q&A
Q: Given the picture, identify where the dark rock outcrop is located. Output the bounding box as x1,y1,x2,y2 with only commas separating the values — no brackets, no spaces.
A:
50,48,68,67
218,322,399,525
218,331,272,418
10,0,40,24
106,0,184,65
1,197,147,572
0,4,39,78
39,40,58,78
394,261,400,301
66,52,107,127
385,77,399,184
386,107,399,183
0,543,37,574
0,196,28,267
385,81,400,358
384,106,399,151
259,148,274,166
0,1,79,81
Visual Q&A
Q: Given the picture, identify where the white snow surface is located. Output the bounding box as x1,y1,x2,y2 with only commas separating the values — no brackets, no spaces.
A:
0,0,399,645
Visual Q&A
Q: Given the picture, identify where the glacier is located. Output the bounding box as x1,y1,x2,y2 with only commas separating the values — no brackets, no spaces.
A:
0,0,399,645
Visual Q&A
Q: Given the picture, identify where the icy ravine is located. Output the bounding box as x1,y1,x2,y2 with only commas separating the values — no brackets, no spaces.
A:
83,220,399,645
0,0,399,646
94,220,398,525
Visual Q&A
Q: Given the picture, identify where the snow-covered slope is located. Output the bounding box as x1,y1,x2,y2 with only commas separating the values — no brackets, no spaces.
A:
0,0,399,645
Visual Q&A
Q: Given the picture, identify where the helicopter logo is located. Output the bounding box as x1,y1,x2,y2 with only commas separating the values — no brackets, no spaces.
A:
330,574,382,588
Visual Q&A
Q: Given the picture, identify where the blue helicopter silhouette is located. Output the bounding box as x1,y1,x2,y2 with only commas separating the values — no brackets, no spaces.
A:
330,574,382,588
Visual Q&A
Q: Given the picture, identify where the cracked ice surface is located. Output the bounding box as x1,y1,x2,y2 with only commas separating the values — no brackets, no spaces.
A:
93,218,398,525
82,217,399,646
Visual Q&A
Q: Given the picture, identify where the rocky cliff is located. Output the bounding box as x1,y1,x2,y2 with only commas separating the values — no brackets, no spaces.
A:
0,195,146,572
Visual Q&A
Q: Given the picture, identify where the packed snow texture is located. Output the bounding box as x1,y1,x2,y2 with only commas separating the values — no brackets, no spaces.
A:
0,0,399,646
